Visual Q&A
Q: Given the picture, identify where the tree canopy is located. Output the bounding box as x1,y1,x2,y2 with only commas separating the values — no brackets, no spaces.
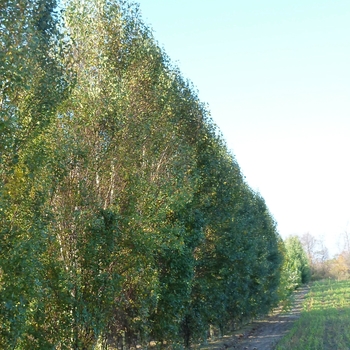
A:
1,0,285,348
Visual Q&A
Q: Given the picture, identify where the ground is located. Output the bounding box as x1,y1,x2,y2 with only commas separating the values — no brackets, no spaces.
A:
199,285,310,350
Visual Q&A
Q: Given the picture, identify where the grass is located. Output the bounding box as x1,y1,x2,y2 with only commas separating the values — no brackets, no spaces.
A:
276,279,350,350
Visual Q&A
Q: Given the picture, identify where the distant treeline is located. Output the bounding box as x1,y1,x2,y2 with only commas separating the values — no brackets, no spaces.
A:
0,0,308,348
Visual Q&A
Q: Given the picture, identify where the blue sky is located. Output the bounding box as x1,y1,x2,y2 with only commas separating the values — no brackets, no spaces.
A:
137,0,350,256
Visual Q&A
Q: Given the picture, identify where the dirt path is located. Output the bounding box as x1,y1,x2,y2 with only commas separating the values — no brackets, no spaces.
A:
200,285,310,350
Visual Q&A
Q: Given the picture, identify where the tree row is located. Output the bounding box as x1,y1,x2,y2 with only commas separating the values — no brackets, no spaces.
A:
1,0,284,348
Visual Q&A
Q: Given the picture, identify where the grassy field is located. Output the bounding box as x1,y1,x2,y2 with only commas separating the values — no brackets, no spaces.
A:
276,279,350,350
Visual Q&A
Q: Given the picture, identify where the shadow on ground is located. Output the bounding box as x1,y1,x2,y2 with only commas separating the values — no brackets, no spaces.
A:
199,285,310,350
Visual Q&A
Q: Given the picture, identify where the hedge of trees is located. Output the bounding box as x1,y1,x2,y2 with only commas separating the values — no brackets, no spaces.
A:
1,0,284,348
279,236,310,295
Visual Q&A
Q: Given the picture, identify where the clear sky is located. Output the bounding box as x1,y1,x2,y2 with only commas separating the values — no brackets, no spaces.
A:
136,0,350,257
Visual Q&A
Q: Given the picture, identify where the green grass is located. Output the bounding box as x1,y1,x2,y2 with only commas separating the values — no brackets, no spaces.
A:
276,279,350,350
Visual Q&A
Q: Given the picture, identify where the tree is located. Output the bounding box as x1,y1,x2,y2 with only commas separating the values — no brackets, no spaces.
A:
0,0,284,347
0,0,72,347
282,236,310,291
300,233,329,280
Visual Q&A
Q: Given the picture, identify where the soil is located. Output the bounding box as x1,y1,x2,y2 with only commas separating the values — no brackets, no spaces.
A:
199,285,310,350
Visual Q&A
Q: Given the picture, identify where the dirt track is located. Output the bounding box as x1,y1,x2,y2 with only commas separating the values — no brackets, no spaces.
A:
201,285,310,350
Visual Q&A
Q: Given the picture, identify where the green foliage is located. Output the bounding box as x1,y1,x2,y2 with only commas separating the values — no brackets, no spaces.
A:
0,0,72,347
0,0,284,348
281,236,311,294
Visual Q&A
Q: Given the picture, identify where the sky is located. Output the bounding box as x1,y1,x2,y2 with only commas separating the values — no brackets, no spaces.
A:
136,0,350,257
